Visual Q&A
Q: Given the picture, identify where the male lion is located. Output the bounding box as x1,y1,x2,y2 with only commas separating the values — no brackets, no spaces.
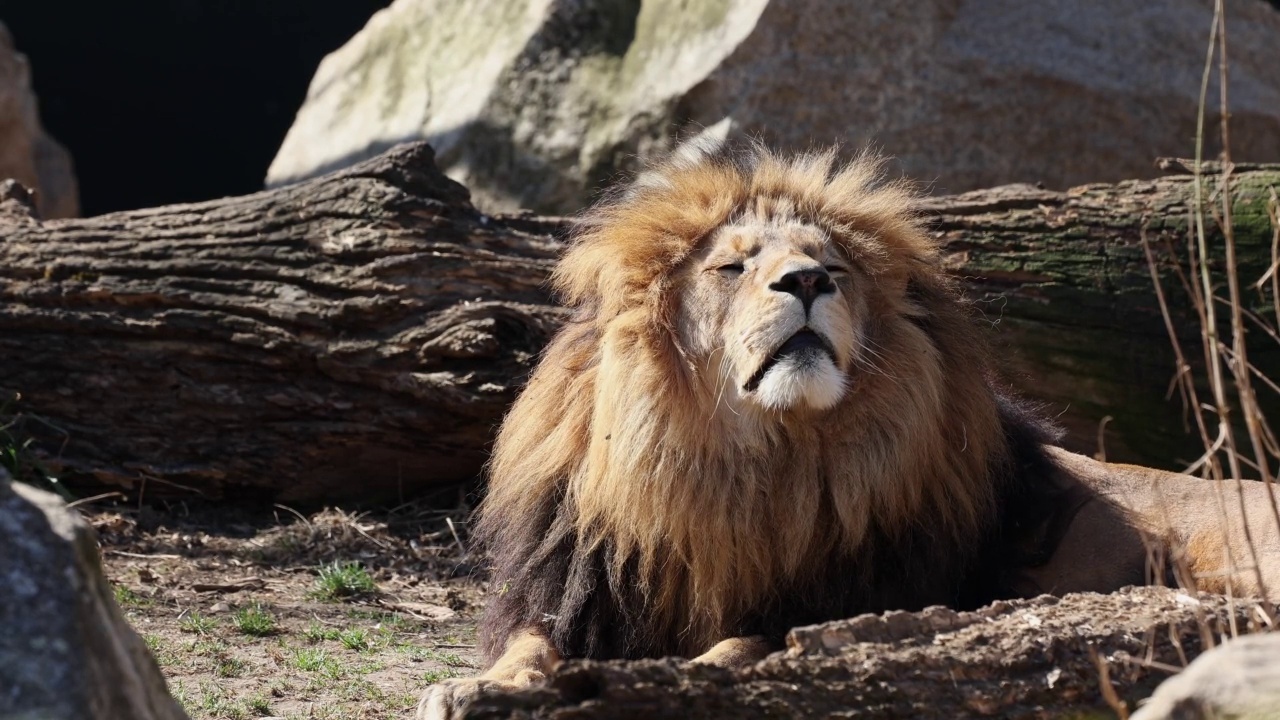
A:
418,140,1280,719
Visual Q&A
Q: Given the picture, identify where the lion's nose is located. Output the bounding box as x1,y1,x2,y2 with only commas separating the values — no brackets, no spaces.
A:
769,268,834,313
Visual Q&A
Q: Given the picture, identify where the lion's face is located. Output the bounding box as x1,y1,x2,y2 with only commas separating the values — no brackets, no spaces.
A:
678,211,864,412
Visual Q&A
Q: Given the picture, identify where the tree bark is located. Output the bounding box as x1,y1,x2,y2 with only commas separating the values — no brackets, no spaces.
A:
462,586,1261,720
922,172,1280,466
0,142,1277,502
0,145,567,502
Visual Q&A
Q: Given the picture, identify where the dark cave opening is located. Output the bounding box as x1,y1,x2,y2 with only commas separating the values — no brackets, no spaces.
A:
0,0,391,217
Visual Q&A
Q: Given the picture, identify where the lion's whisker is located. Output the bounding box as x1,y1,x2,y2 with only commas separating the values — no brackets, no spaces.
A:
857,346,892,368
852,337,902,383
710,348,740,417
858,335,895,363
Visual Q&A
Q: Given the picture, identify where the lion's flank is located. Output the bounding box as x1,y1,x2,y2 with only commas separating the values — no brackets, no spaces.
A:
473,140,1064,663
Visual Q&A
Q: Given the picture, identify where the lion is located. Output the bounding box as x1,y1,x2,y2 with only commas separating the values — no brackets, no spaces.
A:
417,139,1280,719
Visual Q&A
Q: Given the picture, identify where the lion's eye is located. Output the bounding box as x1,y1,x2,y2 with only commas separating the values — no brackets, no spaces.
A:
716,263,745,276
824,265,849,275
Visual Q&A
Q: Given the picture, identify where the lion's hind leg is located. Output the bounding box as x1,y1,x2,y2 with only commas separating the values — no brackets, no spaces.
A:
416,625,560,720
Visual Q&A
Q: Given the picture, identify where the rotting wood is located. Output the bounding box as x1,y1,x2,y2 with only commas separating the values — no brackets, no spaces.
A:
1,142,1277,502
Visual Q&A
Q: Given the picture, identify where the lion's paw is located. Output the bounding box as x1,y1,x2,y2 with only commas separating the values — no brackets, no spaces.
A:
415,677,517,720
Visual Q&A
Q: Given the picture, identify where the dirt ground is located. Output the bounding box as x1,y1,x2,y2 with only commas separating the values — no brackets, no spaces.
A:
89,495,486,720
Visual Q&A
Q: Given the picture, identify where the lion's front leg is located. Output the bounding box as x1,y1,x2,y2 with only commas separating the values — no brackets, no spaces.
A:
690,635,774,669
416,625,560,720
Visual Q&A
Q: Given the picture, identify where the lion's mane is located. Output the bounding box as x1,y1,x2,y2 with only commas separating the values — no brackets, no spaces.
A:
475,142,1065,662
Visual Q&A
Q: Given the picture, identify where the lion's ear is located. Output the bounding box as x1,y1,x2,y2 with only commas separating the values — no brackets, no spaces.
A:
668,127,731,168
903,276,929,311
569,304,598,324
902,273,943,334
624,125,732,200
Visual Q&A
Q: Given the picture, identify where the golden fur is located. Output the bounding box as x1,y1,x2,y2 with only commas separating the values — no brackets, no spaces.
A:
1023,448,1280,599
417,140,1280,720
484,141,1009,654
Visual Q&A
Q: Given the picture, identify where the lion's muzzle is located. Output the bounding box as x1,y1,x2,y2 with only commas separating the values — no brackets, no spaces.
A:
743,328,838,393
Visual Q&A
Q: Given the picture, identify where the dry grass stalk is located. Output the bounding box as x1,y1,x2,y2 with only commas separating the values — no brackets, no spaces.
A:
1119,1,1280,710
1089,645,1131,720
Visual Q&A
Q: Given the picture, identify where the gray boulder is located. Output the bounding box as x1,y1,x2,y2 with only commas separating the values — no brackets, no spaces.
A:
1132,632,1280,720
0,470,189,720
266,0,1280,215
0,22,79,219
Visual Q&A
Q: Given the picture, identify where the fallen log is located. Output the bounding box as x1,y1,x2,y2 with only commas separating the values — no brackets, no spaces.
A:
461,586,1265,719
0,142,1277,502
0,145,567,502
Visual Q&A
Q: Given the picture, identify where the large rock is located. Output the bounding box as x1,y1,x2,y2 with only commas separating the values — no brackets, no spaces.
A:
267,0,1280,215
0,469,189,719
1131,633,1280,720
0,22,78,219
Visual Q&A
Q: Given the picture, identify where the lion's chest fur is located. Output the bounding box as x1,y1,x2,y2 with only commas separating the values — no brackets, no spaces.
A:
570,419,985,656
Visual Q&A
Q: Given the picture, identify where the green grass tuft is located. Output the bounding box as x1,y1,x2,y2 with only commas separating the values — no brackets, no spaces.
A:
243,694,272,715
113,585,152,609
421,668,463,684
214,656,249,678
291,647,344,679
0,404,68,497
338,627,371,651
304,622,342,644
232,604,278,637
179,611,217,635
312,561,378,601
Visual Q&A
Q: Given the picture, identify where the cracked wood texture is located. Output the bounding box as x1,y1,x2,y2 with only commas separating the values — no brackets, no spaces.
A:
463,587,1264,719
0,144,567,502
0,142,1277,502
